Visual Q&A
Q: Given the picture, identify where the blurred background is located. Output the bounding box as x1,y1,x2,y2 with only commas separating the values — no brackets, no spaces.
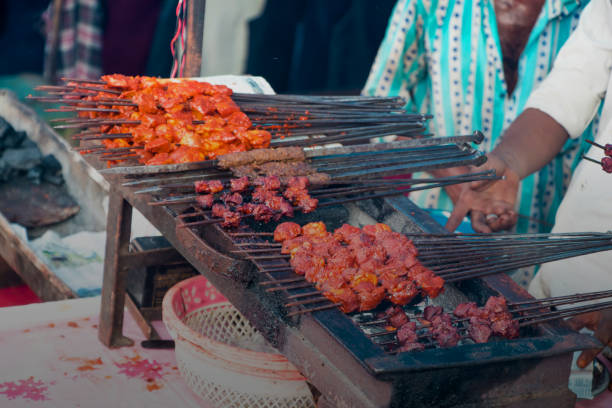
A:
0,0,396,115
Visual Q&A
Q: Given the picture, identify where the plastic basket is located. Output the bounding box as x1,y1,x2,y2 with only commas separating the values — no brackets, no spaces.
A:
162,276,315,408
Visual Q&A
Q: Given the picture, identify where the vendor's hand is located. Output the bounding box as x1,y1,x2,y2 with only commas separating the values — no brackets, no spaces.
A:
429,166,471,204
445,153,520,233
567,309,612,381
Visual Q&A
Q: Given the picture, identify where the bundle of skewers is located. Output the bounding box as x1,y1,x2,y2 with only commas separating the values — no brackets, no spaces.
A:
150,169,499,229
29,74,432,166
358,290,612,352
583,139,612,173
232,221,612,318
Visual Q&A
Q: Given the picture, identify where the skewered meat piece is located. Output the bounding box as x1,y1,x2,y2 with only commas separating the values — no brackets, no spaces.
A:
255,175,281,190
194,179,224,194
397,321,419,344
273,222,445,313
333,224,361,243
211,204,226,219
230,176,249,193
216,147,306,168
221,192,243,207
297,196,318,213
238,203,256,215
388,309,410,328
221,210,241,228
422,305,444,322
195,194,214,209
287,176,309,190
453,302,480,319
468,317,493,343
252,204,275,222
430,314,461,348
302,222,327,238
93,75,272,165
274,222,302,242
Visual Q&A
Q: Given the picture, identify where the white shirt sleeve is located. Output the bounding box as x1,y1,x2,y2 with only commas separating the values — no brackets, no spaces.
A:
525,0,612,138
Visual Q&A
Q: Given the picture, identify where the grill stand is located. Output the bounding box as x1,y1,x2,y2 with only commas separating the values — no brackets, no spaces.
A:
95,184,594,407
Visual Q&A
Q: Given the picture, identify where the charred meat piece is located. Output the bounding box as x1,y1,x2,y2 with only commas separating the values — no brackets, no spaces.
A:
274,222,302,242
396,321,418,344
195,194,214,209
468,317,493,343
211,203,227,219
287,176,309,190
453,302,480,319
252,204,274,222
422,305,444,322
254,175,281,190
194,179,224,194
220,210,241,228
221,192,243,207
229,176,249,193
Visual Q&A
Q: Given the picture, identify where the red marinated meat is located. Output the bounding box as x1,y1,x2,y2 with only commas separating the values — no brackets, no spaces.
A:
273,222,302,242
194,179,224,194
333,224,361,243
195,194,214,209
211,203,226,218
297,196,318,213
229,176,249,193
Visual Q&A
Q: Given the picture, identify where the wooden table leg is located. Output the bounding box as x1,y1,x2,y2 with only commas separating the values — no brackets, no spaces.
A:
98,187,134,347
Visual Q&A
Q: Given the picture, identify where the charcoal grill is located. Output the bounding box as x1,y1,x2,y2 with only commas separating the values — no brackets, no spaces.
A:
93,157,598,407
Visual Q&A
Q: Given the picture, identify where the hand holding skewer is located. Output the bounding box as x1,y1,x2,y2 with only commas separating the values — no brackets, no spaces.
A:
566,308,612,384
446,152,519,233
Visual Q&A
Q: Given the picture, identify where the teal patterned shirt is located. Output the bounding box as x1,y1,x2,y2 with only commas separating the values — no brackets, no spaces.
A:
364,0,599,234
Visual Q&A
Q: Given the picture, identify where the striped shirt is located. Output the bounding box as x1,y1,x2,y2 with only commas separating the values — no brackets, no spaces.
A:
363,0,599,236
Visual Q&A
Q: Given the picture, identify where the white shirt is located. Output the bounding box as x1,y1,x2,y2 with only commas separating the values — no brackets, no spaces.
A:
525,0,612,298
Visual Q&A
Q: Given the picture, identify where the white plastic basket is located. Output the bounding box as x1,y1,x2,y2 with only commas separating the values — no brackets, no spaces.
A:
162,276,315,408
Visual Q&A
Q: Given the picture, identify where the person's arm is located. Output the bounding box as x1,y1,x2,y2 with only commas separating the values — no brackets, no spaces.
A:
567,309,612,382
446,0,612,233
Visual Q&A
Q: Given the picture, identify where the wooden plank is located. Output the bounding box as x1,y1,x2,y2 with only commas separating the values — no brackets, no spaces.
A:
98,188,134,348
0,211,76,300
183,0,206,77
